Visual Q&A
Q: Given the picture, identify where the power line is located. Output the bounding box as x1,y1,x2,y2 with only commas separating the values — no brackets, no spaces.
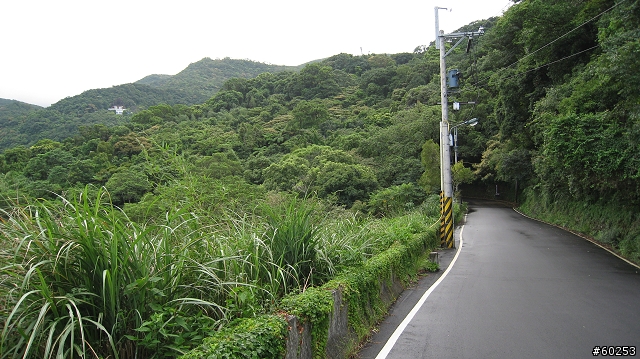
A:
469,0,627,89
502,0,625,72
493,44,600,84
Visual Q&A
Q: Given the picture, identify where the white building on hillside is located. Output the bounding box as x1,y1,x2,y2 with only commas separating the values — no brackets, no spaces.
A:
108,105,125,115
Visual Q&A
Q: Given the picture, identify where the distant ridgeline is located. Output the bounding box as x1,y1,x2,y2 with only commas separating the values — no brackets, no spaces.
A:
0,58,299,151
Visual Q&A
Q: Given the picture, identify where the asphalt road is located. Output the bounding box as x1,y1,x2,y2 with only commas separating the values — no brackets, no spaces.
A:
358,200,640,359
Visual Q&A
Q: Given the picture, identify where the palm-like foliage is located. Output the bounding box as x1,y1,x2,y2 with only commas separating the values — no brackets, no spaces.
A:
0,188,232,358
261,196,319,292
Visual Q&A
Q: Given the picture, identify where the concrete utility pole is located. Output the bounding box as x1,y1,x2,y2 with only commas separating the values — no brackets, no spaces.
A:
438,29,455,249
435,7,484,249
438,30,452,201
434,7,447,50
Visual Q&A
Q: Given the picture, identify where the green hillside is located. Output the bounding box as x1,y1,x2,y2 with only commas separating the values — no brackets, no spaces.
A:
0,99,43,122
137,57,297,104
0,98,42,110
0,58,299,151
0,99,44,149
135,74,173,86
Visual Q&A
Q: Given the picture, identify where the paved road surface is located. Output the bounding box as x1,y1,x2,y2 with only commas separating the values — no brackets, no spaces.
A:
358,200,640,359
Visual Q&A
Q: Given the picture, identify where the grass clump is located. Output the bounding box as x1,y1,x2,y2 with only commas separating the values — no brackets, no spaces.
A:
261,195,320,292
0,188,235,358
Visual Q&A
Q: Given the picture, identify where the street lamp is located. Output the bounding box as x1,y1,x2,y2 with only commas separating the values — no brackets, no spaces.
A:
449,118,478,163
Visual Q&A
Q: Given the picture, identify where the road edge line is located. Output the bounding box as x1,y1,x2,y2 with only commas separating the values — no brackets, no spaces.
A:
513,208,640,270
374,225,466,359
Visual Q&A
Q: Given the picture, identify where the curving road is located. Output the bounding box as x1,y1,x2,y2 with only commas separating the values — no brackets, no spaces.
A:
358,200,640,359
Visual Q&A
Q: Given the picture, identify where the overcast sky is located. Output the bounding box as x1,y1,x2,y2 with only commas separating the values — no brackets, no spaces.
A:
1,0,512,107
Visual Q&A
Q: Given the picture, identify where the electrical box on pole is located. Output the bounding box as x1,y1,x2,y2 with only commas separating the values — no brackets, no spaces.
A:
447,69,460,89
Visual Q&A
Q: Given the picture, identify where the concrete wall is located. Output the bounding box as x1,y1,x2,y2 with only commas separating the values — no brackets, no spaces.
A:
284,273,406,359
285,315,312,359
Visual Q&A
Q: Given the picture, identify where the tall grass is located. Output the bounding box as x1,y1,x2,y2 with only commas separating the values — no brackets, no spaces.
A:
260,195,319,292
0,188,240,358
0,188,442,358
315,198,441,279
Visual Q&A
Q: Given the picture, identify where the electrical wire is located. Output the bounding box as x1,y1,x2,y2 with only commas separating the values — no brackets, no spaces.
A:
495,44,600,84
502,0,625,72
469,0,627,89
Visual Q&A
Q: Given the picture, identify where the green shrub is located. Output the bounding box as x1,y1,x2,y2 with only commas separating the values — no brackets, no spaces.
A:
419,259,440,273
181,315,288,359
127,305,220,358
367,183,427,217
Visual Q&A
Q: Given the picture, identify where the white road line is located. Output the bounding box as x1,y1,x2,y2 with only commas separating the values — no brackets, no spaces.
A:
374,225,466,359
514,208,640,270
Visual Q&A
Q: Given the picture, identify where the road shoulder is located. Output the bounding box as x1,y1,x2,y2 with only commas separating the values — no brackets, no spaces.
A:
355,226,463,358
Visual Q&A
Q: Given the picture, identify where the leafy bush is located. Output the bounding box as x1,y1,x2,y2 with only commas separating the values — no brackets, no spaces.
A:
180,315,288,359
127,305,220,358
367,183,427,216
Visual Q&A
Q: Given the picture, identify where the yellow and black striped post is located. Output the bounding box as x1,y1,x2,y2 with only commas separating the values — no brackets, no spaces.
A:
439,192,445,246
440,193,454,248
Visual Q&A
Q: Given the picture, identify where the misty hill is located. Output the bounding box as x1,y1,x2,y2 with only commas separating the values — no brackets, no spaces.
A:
0,99,43,117
136,57,298,104
51,58,299,114
0,99,45,151
0,58,300,151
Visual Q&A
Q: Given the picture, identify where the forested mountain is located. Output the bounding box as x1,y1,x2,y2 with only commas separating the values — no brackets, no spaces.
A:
0,98,42,113
136,57,298,104
1,1,639,357
0,99,43,124
0,58,298,151
135,74,173,86
0,99,44,151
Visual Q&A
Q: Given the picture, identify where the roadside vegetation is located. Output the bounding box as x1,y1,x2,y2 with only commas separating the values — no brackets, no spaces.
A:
0,187,441,358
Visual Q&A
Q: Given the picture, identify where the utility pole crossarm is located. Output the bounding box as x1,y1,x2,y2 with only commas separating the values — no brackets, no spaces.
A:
443,29,485,57
445,30,485,38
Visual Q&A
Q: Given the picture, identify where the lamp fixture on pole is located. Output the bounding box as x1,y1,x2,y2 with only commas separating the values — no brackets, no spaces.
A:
450,118,478,163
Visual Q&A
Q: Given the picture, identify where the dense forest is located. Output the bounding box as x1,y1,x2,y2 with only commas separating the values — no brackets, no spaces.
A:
1,0,638,357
